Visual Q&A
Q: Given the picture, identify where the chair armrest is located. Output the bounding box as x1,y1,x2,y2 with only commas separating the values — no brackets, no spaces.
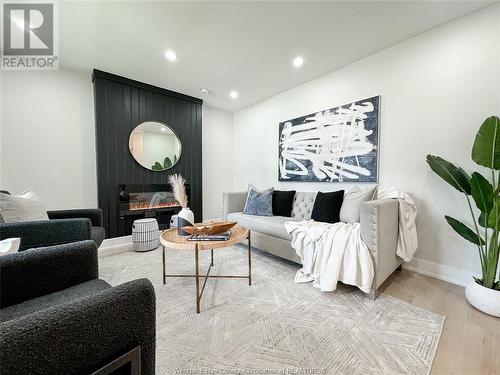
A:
0,278,156,375
0,240,98,308
222,191,247,220
0,218,92,250
47,208,103,227
360,199,401,289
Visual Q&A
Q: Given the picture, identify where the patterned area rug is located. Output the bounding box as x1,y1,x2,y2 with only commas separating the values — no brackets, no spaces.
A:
100,245,444,375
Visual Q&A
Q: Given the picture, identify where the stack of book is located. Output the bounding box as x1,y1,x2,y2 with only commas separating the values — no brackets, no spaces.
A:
187,231,232,241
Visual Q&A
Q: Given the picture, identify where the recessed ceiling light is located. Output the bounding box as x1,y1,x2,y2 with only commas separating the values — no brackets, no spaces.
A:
164,50,177,61
293,56,304,68
200,88,210,94
229,91,239,99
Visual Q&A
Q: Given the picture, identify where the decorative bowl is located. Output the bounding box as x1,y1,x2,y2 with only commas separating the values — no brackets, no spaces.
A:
181,221,237,235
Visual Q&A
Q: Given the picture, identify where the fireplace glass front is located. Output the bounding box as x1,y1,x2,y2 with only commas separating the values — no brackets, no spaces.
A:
128,191,180,211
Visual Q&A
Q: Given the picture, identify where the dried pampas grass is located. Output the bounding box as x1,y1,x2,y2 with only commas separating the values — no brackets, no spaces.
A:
168,174,188,208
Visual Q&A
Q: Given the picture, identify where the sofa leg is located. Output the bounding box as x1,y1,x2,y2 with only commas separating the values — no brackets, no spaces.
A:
367,288,379,300
397,264,403,271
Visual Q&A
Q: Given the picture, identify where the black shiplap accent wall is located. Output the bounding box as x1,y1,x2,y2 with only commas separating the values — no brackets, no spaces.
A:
92,69,203,238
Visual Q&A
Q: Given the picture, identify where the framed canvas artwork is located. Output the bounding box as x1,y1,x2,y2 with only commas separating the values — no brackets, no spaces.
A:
278,96,380,182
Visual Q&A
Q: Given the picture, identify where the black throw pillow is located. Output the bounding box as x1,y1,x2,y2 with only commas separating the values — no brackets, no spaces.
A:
272,190,296,217
311,190,345,224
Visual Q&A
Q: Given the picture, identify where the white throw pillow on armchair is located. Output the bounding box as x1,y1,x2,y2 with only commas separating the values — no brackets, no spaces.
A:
0,238,21,256
0,190,49,223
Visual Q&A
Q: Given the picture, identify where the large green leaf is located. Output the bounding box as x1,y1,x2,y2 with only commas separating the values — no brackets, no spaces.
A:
426,155,471,194
445,215,484,245
479,199,500,229
471,116,500,170
163,157,172,169
479,212,492,229
152,162,164,171
470,172,493,213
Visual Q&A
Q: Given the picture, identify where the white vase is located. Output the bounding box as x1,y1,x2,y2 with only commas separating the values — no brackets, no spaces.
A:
465,280,500,317
177,207,194,236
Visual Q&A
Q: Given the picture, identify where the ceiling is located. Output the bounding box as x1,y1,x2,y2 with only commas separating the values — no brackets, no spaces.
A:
60,1,492,112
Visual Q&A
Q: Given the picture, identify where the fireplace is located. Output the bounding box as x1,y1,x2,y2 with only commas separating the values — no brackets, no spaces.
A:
128,191,180,211
118,184,190,234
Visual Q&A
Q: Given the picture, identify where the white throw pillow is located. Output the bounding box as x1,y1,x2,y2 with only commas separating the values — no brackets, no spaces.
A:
340,185,378,223
0,190,49,223
0,238,21,256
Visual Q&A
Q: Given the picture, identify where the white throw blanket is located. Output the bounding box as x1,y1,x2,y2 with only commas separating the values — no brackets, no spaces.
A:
378,188,418,262
285,220,374,293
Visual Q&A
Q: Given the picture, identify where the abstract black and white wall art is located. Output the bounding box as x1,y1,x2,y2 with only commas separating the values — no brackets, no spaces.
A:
278,96,380,182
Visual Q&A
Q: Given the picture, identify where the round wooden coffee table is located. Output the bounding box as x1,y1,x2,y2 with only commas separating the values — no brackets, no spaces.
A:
160,224,251,313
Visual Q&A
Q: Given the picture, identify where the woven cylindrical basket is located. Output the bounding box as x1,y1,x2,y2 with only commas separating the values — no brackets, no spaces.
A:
132,218,159,252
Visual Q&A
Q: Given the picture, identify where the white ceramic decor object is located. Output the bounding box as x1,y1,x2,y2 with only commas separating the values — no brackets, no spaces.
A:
0,238,21,256
170,214,178,228
177,207,194,236
465,280,500,317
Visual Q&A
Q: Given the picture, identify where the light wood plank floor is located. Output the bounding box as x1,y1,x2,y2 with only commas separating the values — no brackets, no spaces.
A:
380,270,500,375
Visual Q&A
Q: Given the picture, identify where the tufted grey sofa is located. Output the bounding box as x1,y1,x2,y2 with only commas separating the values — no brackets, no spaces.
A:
223,191,402,296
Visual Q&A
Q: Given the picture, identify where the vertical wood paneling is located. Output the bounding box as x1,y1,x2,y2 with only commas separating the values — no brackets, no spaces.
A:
92,70,203,238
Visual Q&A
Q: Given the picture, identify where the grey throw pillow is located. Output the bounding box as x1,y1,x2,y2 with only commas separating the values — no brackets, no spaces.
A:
340,185,378,223
243,184,274,216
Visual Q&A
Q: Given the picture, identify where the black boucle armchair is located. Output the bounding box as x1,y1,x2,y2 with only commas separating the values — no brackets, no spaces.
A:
0,190,105,250
0,241,156,375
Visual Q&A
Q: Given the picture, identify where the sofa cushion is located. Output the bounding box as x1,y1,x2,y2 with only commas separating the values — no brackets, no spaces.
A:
311,190,344,224
0,279,111,323
243,184,274,216
340,185,378,223
291,192,317,220
0,190,49,223
227,212,301,241
272,190,296,217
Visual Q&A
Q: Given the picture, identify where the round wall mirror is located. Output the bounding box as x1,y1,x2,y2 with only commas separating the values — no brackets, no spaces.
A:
129,121,182,171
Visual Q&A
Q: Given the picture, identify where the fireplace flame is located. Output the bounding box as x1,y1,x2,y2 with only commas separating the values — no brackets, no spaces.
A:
129,201,180,211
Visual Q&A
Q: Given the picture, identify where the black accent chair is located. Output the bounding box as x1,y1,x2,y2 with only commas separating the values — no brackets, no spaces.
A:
0,240,156,375
0,191,105,250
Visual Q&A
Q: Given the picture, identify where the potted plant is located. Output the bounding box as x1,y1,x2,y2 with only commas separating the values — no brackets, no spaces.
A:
427,116,500,317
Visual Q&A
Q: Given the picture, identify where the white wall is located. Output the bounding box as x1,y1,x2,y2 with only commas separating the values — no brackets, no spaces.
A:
202,106,234,219
1,69,97,209
1,69,234,220
232,5,500,284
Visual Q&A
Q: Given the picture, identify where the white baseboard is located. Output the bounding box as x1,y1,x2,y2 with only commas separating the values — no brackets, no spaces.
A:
99,235,133,257
403,257,477,287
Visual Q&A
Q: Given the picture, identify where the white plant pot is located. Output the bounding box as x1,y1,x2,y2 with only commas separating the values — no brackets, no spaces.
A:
177,207,194,236
465,280,500,317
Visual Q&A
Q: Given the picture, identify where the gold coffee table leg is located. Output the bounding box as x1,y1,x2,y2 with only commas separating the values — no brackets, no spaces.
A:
160,225,251,313
195,243,200,313
162,245,166,285
248,231,252,286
